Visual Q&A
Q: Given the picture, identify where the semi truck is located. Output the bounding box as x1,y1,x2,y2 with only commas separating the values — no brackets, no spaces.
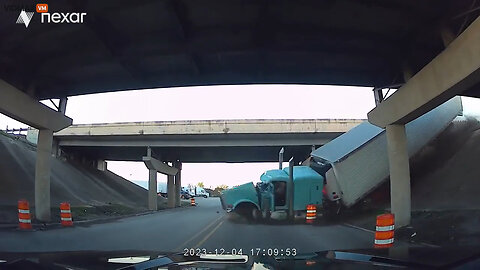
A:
220,97,463,221
186,186,209,198
194,187,209,198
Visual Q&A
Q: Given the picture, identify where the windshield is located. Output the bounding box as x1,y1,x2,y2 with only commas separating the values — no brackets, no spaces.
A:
1,1,480,269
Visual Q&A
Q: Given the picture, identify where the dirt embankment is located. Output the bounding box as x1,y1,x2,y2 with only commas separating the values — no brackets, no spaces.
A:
410,115,480,210
0,131,169,224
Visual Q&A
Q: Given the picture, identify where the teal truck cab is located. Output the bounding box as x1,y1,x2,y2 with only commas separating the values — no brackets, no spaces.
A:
221,166,324,221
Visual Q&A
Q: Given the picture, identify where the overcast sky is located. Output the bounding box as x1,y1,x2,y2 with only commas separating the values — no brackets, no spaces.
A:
2,85,479,189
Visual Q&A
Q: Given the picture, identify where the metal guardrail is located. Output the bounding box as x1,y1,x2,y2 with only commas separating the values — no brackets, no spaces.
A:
2,128,29,135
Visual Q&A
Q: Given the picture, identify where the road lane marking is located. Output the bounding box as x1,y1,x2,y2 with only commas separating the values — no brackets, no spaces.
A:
174,214,224,251
193,218,225,248
342,223,374,233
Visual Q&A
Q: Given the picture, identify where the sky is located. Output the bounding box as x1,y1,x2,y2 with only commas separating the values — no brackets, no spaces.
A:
2,85,480,189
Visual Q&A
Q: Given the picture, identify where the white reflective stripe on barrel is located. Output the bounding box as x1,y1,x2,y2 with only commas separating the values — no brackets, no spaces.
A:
374,238,394,245
18,218,31,223
18,209,30,214
306,210,316,213
376,225,394,231
60,210,71,213
306,216,316,220
61,218,72,221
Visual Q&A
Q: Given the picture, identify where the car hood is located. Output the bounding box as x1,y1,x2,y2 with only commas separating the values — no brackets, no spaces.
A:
1,246,480,269
220,182,259,210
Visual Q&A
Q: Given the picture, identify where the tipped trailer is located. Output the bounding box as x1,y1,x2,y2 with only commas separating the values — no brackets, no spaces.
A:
221,97,463,221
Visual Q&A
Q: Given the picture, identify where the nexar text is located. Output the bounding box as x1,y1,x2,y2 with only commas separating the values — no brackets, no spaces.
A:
41,12,86,24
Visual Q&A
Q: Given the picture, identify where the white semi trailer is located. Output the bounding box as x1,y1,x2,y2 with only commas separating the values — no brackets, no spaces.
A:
311,96,463,209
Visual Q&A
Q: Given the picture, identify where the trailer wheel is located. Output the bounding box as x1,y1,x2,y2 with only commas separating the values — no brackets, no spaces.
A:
323,199,342,218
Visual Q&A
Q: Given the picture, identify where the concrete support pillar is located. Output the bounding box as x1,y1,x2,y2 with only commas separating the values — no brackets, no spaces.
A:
167,173,175,208
148,169,158,211
35,129,53,222
52,99,67,158
143,151,178,210
174,161,182,207
59,97,68,114
386,124,411,227
373,87,384,105
97,159,107,171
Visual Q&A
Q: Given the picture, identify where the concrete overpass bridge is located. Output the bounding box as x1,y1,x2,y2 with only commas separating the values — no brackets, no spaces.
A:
40,118,362,210
53,119,363,163
1,1,479,226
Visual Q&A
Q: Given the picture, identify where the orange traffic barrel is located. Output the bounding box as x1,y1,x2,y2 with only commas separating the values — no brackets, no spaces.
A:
374,213,395,248
18,200,32,230
190,198,196,206
306,204,316,224
60,202,73,226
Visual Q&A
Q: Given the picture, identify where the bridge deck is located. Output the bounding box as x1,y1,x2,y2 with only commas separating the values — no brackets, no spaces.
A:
51,119,364,162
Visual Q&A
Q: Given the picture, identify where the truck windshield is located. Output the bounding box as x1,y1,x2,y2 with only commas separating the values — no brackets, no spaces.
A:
273,182,287,206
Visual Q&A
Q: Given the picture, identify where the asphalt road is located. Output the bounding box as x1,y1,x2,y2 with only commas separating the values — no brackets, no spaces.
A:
0,197,374,254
